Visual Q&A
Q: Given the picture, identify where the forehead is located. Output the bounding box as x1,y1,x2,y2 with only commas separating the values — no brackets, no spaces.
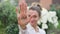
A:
27,10,38,15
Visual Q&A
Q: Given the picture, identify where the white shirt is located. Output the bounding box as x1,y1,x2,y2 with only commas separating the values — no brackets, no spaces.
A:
18,23,46,34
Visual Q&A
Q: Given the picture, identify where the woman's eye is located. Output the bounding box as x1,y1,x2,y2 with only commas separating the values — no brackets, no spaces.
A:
33,15,37,18
28,15,30,17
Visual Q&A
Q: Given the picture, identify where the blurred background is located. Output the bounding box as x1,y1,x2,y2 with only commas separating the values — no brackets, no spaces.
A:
0,0,60,34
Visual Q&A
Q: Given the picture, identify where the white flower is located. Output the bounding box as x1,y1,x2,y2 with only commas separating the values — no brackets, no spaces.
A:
40,8,49,24
42,23,48,29
48,11,56,23
54,22,59,28
48,11,59,28
37,19,41,25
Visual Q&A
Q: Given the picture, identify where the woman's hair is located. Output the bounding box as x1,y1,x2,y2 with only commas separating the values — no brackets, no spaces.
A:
29,3,42,17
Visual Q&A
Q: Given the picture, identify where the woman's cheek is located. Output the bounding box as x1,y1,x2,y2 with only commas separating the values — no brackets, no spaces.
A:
30,18,37,23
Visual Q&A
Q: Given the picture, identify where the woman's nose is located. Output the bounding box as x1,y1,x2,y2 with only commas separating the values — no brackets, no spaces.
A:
31,17,35,20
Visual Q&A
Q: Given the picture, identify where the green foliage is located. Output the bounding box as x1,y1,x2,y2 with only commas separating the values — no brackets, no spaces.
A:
49,4,56,11
50,4,60,20
0,1,19,34
57,20,60,29
0,1,16,26
48,4,60,34
56,8,60,20
6,23,19,34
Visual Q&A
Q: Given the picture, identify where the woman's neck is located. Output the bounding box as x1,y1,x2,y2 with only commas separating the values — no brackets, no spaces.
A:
31,23,39,32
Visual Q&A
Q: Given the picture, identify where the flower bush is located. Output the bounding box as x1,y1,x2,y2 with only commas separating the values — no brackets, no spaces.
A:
0,1,19,34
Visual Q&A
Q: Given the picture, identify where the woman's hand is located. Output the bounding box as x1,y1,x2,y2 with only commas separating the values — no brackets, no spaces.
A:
16,0,29,29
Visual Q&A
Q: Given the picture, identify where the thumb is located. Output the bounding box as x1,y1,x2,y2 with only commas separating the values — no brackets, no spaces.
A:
16,7,20,18
16,7,18,14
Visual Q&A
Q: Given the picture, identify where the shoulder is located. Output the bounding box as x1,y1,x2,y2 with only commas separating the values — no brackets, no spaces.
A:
39,28,46,34
26,23,32,29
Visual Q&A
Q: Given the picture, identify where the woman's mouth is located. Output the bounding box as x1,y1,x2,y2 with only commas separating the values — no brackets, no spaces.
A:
30,20,36,23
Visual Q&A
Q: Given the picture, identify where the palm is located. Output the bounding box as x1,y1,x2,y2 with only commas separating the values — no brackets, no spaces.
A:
16,0,29,26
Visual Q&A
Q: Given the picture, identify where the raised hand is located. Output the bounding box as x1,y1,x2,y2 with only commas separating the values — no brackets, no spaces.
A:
16,0,29,29
19,0,27,13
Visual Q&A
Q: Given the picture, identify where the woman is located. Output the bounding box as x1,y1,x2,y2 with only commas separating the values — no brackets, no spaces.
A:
16,0,46,34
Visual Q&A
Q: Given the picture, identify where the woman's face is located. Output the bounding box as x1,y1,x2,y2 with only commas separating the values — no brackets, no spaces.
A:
27,10,40,25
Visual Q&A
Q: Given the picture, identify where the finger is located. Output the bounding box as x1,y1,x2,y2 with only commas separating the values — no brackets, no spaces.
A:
18,0,25,6
18,0,22,7
16,7,20,17
24,3,27,13
22,2,27,13
22,0,26,3
18,0,22,3
16,7,19,14
18,0,26,6
19,0,27,14
18,0,23,11
20,4,24,13
16,7,19,15
19,2,24,13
